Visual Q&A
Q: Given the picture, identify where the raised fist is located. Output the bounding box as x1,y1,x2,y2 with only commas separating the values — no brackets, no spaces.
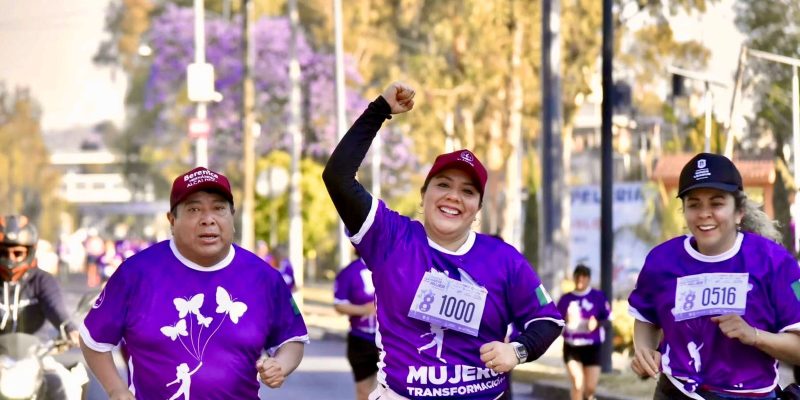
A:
381,81,416,114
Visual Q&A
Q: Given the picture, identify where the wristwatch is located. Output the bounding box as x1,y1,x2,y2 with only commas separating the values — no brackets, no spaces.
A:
510,342,528,364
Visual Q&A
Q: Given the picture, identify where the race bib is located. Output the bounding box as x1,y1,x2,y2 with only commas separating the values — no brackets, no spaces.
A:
673,272,749,322
408,271,488,336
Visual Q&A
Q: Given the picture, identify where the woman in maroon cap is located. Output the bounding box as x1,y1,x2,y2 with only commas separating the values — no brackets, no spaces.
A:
323,82,563,400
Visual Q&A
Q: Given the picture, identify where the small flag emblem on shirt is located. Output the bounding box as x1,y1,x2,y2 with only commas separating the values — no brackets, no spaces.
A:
290,297,301,315
792,280,800,302
536,284,552,306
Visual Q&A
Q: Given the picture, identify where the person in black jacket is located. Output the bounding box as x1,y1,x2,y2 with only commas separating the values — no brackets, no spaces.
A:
0,215,80,399
0,215,77,339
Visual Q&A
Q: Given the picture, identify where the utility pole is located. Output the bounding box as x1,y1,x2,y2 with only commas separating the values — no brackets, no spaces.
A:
724,45,747,159
287,0,304,307
190,0,210,167
600,0,614,374
541,0,567,293
703,83,713,153
241,0,256,251
333,0,351,268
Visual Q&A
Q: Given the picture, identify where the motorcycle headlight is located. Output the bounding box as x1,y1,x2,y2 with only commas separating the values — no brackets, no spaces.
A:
0,356,41,398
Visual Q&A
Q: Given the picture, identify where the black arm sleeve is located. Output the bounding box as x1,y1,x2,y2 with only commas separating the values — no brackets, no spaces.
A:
322,96,393,234
514,319,563,363
36,271,76,333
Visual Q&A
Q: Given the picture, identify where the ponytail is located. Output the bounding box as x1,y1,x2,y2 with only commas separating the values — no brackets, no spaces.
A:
733,191,782,243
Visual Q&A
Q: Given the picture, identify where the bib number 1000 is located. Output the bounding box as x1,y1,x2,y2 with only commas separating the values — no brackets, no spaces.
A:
438,295,475,323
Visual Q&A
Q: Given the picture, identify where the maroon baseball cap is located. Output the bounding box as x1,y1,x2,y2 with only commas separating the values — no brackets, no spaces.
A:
424,149,488,196
170,166,234,210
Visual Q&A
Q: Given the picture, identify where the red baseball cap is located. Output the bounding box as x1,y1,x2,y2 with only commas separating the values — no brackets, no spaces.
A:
424,149,487,196
170,166,234,210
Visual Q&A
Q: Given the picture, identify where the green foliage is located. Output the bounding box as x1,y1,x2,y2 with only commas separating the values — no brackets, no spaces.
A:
773,158,794,253
735,1,800,248
734,0,800,150
630,181,684,250
683,114,727,154
253,151,340,272
92,0,722,274
611,299,635,354
0,87,64,241
523,151,541,268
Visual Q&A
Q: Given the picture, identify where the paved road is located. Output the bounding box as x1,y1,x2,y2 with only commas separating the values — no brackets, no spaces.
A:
259,336,542,399
80,335,541,399
61,277,542,399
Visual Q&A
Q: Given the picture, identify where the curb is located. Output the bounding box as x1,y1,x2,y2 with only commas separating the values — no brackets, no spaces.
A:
529,379,643,400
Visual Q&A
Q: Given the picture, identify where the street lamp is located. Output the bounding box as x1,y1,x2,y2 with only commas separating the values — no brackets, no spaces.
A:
741,48,800,254
186,0,215,168
667,65,729,153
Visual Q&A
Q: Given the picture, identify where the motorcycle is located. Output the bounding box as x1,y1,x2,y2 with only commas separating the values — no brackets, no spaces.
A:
0,330,89,400
0,293,94,400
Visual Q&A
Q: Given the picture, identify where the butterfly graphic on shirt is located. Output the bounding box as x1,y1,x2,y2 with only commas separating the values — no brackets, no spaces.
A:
196,314,213,327
215,286,248,324
160,319,188,341
174,294,204,318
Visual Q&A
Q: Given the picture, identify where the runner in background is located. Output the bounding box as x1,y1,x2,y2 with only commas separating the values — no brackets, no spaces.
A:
334,253,378,400
557,264,610,400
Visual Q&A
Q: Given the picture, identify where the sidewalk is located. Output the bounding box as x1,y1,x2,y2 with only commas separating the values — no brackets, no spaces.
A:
300,283,653,400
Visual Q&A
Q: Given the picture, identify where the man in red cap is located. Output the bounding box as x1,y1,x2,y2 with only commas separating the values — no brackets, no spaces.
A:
80,166,308,400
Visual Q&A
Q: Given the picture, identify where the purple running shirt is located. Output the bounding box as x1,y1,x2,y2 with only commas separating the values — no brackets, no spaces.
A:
629,232,800,396
350,199,564,399
557,288,610,346
80,240,309,399
334,258,377,341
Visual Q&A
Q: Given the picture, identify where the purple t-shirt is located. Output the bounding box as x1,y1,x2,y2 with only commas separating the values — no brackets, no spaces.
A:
334,258,377,341
628,232,800,396
351,200,564,399
556,288,610,346
80,240,309,399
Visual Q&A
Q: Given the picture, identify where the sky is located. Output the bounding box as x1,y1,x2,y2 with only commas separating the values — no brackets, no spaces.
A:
0,0,126,131
0,0,745,132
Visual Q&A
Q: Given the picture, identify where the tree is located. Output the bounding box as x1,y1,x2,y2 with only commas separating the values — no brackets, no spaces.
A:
734,0,800,252
93,0,722,274
0,86,64,241
94,1,416,272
